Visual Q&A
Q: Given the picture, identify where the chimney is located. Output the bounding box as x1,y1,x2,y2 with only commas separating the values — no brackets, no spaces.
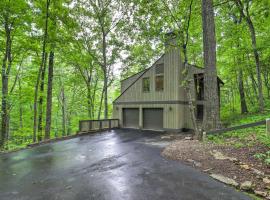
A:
165,31,178,49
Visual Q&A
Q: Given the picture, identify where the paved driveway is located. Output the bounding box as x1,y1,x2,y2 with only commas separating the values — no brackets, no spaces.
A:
0,129,251,200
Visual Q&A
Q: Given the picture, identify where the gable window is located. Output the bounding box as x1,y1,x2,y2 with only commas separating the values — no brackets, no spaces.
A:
155,75,164,91
156,64,164,74
142,77,150,92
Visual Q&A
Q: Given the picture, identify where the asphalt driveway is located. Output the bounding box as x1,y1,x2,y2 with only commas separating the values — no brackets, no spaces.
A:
0,129,251,200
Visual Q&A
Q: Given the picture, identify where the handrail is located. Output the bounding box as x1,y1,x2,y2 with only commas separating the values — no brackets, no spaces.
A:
206,120,266,135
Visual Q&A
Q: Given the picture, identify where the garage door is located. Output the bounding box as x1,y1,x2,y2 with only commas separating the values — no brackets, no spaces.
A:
123,108,139,128
143,108,163,130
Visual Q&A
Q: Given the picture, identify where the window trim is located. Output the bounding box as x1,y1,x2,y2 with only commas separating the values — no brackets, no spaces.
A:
155,75,164,92
142,77,150,93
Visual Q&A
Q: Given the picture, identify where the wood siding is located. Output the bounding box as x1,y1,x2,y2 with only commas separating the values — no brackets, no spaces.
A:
113,39,221,131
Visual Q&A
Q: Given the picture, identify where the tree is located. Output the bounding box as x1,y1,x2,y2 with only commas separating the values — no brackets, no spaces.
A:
44,51,54,139
201,0,220,130
0,0,29,149
234,0,264,111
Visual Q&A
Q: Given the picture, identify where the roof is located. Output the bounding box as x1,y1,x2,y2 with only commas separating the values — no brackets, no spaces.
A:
114,60,224,103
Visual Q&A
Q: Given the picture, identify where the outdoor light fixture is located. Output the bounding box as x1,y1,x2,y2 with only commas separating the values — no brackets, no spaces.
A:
116,106,119,110
169,106,172,111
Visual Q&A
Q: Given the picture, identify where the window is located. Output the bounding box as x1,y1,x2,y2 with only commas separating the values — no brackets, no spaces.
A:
155,75,164,91
142,77,150,92
156,63,164,74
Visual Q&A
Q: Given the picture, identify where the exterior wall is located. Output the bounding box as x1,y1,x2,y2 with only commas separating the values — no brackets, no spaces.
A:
113,103,187,130
121,70,145,93
115,44,182,103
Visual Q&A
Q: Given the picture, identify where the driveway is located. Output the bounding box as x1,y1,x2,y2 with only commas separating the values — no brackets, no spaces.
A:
0,129,251,200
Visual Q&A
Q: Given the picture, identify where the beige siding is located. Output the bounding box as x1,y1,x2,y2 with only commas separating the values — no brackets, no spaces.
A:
113,40,209,131
121,71,145,93
113,104,185,130
115,45,182,103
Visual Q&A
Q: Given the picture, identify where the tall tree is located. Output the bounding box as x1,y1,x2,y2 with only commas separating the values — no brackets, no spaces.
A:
33,0,51,142
201,0,220,130
44,51,54,139
0,0,29,149
235,0,264,111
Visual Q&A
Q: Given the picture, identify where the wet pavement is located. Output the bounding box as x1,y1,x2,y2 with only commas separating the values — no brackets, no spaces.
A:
0,129,251,200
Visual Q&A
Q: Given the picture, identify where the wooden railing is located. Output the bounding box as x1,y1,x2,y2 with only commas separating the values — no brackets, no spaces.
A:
79,119,119,133
205,119,269,135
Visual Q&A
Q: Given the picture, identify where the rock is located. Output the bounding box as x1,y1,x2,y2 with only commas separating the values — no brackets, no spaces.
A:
210,150,237,162
263,177,270,184
240,164,250,170
251,168,264,176
187,159,194,163
184,136,192,140
186,159,202,167
240,181,253,190
161,135,171,139
65,185,72,190
203,168,213,172
254,190,268,197
210,174,239,187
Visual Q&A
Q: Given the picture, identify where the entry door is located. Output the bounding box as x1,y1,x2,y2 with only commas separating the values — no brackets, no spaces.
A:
123,108,139,128
143,108,163,130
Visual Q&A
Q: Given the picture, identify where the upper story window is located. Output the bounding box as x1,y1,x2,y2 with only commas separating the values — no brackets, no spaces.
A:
155,75,164,91
155,63,164,91
142,77,150,92
156,63,164,74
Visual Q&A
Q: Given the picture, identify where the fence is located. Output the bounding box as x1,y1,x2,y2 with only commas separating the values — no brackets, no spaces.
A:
79,119,120,133
205,119,270,135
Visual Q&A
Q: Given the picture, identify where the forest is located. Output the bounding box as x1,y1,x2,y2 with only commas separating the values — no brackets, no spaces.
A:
0,0,270,151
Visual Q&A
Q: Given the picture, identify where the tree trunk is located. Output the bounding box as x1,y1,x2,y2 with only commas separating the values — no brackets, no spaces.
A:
1,20,12,149
38,52,48,141
59,84,66,136
235,0,264,111
45,51,54,140
87,86,92,119
237,69,248,113
33,0,50,142
98,84,105,120
19,77,23,129
102,29,108,119
201,0,220,130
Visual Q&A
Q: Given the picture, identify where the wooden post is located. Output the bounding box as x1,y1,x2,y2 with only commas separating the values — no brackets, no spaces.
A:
202,131,207,141
79,121,82,133
266,119,270,135
89,120,92,131
99,121,102,130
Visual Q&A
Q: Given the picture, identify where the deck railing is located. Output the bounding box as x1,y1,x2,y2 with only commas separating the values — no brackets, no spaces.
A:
79,119,120,133
205,119,270,135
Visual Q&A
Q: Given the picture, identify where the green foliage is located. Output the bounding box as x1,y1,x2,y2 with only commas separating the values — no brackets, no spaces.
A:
0,0,270,152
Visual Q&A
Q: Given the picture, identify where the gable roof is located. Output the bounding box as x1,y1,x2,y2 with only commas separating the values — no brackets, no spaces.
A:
113,54,165,103
114,59,224,104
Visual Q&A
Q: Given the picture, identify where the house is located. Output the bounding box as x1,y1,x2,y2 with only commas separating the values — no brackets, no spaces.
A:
113,32,223,132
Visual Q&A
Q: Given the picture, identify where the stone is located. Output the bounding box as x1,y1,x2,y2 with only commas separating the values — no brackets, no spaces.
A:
210,174,239,187
251,168,264,176
240,181,253,190
254,190,268,197
161,135,171,139
210,150,237,162
203,168,213,172
186,159,202,167
184,136,192,140
263,177,270,184
240,164,250,170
